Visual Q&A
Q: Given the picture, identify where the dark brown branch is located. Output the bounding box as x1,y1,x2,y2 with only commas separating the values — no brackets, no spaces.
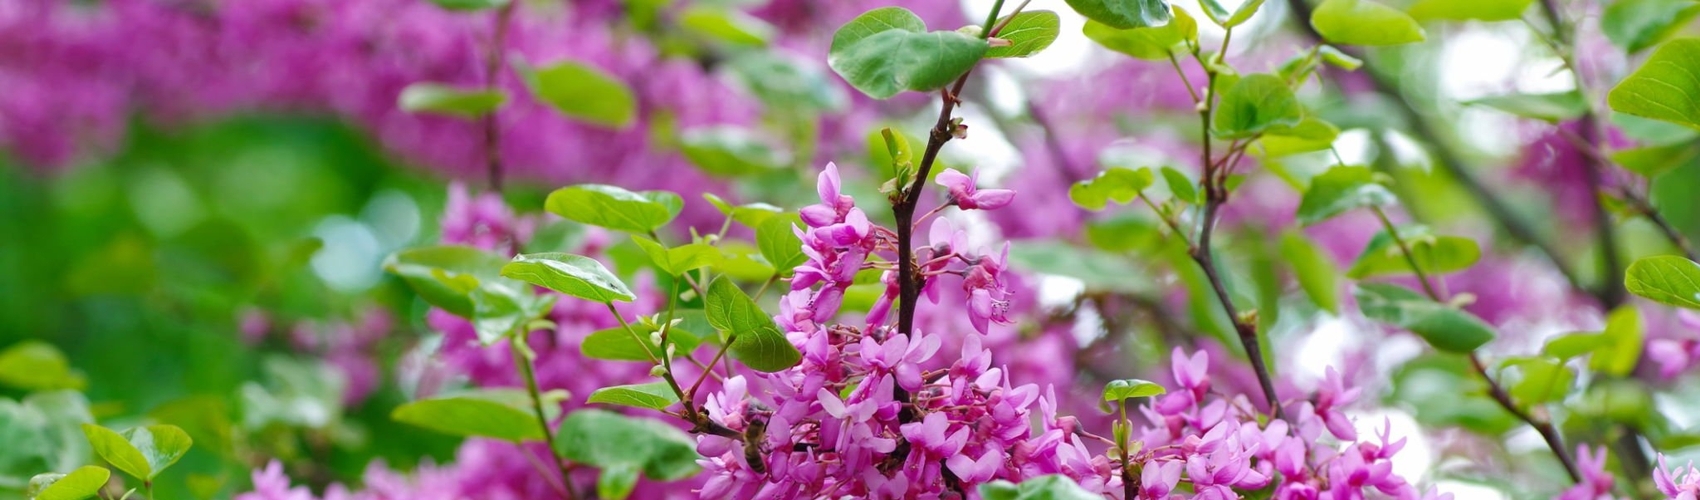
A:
482,3,515,192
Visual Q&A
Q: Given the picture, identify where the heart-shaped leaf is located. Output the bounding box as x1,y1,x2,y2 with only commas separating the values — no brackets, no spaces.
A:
554,409,701,481
1355,283,1496,353
1311,0,1426,46
27,466,109,500
1296,166,1396,225
82,424,191,481
501,253,635,303
1625,255,1700,309
1069,167,1155,211
391,389,545,442
384,245,508,318
1212,74,1304,139
987,11,1061,58
827,7,989,99
1082,9,1198,61
586,382,680,410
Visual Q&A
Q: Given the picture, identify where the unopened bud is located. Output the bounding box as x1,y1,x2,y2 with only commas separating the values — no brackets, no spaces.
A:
956,25,984,37
649,331,664,346
649,365,668,377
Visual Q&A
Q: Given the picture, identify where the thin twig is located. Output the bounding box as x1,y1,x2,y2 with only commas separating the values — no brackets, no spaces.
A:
510,338,579,500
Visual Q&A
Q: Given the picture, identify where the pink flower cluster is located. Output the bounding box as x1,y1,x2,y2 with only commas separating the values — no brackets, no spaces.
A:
1658,454,1700,500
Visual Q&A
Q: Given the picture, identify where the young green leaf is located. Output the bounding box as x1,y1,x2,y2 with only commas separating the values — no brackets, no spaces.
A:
1611,141,1700,178
597,463,641,500
631,237,724,277
501,253,635,303
1160,167,1201,204
390,390,546,442
586,382,680,410
757,216,806,275
581,311,709,362
1406,0,1533,21
1212,74,1305,139
678,6,776,47
544,184,683,233
1069,167,1154,210
518,60,637,129
827,7,988,99
1296,166,1396,225
1279,231,1341,313
979,475,1101,500
1347,231,1482,278
1608,39,1700,130
1592,306,1644,376
1544,331,1613,359
1064,0,1174,28
1196,0,1232,24
679,127,787,177
1601,0,1700,53
554,409,701,481
702,193,785,229
987,11,1062,58
469,283,554,345
1504,357,1575,407
1225,0,1268,27
0,341,84,391
1081,9,1198,60
427,0,509,10
81,424,191,481
27,466,109,500
1317,45,1364,70
706,277,801,372
1311,0,1426,46
1464,91,1588,122
1101,379,1167,401
1624,255,1700,309
397,83,507,119
384,245,508,317
1258,117,1341,156
1354,283,1496,353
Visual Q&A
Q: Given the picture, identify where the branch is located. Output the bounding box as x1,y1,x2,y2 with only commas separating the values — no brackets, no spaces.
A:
483,3,515,193
1370,206,1581,482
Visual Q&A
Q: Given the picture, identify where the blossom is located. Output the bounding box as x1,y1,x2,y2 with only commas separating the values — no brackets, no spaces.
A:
1657,453,1700,500
1559,446,1616,500
936,168,1015,210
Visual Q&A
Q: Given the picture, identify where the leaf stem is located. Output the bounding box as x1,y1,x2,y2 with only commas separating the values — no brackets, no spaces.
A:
509,337,579,500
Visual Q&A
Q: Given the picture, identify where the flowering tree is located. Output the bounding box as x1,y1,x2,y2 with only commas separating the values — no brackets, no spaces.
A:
3,0,1700,499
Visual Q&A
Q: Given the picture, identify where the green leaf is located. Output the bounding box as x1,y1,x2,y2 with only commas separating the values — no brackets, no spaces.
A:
1311,0,1426,46
706,278,800,372
1296,166,1396,225
581,311,708,361
1101,379,1167,401
757,216,807,275
1347,231,1482,278
631,237,724,277
384,245,508,317
1280,231,1341,313
1464,91,1588,122
679,6,775,46
1065,0,1173,28
1388,354,1518,434
1318,45,1364,70
1624,255,1700,308
1225,0,1268,27
1005,240,1154,294
469,284,554,345
27,466,109,500
1601,0,1700,53
988,11,1061,58
1160,167,1201,204
1407,0,1533,21
0,341,84,391
724,52,848,113
1544,332,1613,359
554,409,701,481
81,425,191,481
545,184,683,233
1212,74,1305,139
390,390,545,442
703,193,785,229
1196,0,1232,24
1258,116,1341,156
586,382,680,410
827,7,989,99
427,0,509,11
597,463,641,500
1069,167,1154,210
502,253,635,303
1355,283,1496,352
1593,306,1644,376
397,83,507,119
1608,39,1700,130
1504,357,1575,406
679,127,786,178
1082,9,1198,60
979,475,1101,500
1611,141,1700,178
519,60,637,129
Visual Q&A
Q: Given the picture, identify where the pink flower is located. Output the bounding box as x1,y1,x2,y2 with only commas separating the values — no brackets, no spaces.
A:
1656,453,1700,500
936,168,1016,210
800,162,856,227
1559,445,1615,500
